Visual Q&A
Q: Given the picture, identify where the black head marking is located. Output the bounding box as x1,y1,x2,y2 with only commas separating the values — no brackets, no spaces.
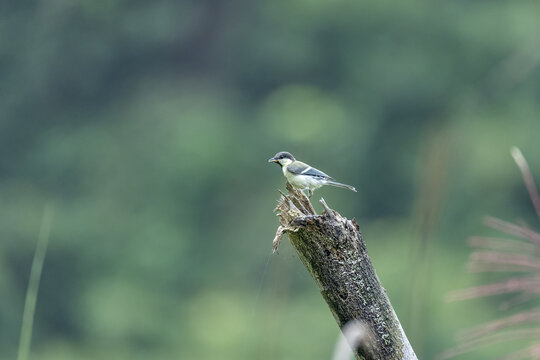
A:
273,151,295,161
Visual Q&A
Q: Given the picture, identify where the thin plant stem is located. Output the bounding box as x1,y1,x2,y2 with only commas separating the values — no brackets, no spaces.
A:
17,204,55,360
511,147,540,222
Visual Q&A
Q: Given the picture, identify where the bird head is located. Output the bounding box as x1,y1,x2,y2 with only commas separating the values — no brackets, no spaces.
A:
268,151,295,167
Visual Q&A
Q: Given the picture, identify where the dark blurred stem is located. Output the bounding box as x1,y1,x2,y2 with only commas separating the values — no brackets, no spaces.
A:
17,204,54,360
407,127,448,355
274,183,417,360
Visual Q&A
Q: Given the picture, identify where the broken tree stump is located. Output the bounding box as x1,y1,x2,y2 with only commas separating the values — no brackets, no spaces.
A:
273,183,417,360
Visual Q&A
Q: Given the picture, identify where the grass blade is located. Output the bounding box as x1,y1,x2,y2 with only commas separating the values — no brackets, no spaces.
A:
17,204,55,360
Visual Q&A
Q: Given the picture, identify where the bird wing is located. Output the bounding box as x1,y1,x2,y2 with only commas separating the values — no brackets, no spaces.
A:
287,161,331,179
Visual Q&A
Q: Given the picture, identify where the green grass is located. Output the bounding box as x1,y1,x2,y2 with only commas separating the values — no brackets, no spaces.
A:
17,204,55,360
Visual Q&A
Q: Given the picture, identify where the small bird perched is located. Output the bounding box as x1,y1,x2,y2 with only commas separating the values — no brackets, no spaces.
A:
268,151,357,198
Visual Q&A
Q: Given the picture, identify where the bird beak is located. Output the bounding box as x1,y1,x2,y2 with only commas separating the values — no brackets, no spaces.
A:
268,157,278,163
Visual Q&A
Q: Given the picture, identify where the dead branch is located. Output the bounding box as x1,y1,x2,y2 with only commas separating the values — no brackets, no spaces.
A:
273,183,417,360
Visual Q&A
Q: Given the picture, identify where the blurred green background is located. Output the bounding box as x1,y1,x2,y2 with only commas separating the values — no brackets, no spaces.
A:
2,1,540,359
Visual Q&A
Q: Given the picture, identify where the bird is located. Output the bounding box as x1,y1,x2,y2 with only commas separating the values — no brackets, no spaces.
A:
268,151,357,198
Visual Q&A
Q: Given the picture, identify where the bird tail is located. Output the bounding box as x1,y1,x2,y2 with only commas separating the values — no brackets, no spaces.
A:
326,180,357,192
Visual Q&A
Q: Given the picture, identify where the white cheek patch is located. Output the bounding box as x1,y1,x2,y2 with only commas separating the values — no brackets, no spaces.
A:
280,158,293,166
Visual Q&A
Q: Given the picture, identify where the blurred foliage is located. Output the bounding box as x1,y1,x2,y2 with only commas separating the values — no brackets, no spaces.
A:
1,0,540,359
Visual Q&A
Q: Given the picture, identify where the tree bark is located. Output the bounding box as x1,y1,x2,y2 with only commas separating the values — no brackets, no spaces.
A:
273,183,418,360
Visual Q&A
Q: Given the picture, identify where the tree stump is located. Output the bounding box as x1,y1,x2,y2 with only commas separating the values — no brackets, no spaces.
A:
273,183,417,360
